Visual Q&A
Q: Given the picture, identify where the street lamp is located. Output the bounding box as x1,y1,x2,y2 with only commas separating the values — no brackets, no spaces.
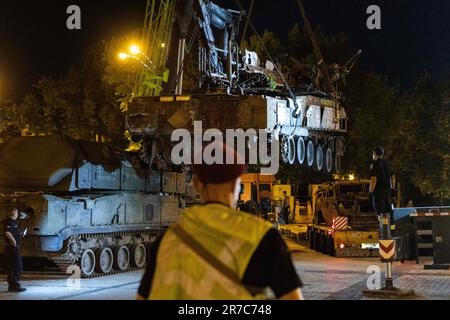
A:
118,52,128,60
118,52,152,71
128,44,155,68
129,45,141,55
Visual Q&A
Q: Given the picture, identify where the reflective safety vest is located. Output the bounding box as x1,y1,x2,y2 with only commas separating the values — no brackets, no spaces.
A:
148,203,273,300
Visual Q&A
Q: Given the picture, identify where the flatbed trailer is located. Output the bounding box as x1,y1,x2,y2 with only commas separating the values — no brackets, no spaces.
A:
280,224,309,241
279,222,379,257
308,224,379,257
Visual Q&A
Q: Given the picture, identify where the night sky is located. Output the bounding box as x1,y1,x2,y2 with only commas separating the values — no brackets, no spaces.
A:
1,0,450,99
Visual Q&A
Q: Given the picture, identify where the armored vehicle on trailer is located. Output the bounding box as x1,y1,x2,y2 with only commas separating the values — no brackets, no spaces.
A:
0,135,184,277
124,0,352,174
128,93,347,173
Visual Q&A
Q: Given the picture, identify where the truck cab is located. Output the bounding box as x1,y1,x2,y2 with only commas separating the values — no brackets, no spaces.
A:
309,180,380,257
314,180,378,229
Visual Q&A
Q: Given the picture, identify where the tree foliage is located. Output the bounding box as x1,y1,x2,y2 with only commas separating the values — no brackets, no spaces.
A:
393,73,450,203
244,30,284,63
0,37,135,147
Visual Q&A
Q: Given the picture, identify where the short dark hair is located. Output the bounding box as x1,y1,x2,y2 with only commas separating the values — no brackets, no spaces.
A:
373,146,384,157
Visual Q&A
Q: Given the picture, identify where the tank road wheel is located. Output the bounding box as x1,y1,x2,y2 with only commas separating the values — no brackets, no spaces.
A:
306,140,315,167
114,245,130,271
130,244,147,268
80,249,96,277
325,147,333,173
287,135,296,164
95,247,113,274
316,145,324,171
297,137,306,165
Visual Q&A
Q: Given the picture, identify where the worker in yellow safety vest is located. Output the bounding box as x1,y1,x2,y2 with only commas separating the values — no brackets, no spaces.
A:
137,142,304,300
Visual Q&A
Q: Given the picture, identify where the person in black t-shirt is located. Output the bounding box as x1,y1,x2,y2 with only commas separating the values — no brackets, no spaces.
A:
3,208,26,292
369,146,396,238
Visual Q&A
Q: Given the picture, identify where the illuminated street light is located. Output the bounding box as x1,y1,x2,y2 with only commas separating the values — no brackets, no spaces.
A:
129,45,141,55
118,52,128,60
128,44,155,69
118,51,152,71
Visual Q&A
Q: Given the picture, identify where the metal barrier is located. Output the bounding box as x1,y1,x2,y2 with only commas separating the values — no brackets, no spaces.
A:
409,206,450,269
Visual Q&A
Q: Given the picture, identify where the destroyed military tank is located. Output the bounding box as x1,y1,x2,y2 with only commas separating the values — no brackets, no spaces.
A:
125,0,351,174
0,135,185,277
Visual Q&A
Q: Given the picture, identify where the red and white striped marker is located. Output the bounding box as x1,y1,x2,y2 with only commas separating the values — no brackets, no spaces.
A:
333,216,348,230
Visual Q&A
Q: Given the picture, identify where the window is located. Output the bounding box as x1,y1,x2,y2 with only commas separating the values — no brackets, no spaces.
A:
326,189,335,197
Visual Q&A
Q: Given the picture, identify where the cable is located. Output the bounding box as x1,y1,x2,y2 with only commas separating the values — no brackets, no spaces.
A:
239,0,255,48
173,24,199,93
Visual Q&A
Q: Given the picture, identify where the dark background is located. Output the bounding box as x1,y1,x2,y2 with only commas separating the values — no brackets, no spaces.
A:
1,0,450,98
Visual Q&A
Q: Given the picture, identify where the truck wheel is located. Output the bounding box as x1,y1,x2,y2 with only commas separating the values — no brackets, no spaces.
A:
309,229,315,249
323,234,330,254
314,232,321,252
320,234,327,254
327,236,335,256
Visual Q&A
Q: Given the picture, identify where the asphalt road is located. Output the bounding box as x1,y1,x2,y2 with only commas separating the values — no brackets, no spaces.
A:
1,237,449,300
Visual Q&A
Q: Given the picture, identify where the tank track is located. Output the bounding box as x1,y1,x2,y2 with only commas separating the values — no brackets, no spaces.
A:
50,228,165,278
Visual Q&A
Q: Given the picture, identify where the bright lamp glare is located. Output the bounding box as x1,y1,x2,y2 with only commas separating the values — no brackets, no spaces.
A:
118,53,128,60
130,45,141,55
